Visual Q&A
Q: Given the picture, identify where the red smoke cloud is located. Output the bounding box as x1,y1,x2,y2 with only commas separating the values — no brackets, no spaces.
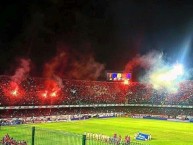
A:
11,58,31,83
43,52,67,78
43,48,104,80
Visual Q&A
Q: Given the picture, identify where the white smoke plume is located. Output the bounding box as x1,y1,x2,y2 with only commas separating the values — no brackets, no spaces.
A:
53,75,64,88
125,50,187,93
124,50,163,72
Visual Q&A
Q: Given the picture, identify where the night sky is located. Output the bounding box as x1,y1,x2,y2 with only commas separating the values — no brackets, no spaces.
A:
1,0,193,80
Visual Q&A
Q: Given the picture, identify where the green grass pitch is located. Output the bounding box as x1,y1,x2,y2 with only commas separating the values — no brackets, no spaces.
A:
0,117,193,145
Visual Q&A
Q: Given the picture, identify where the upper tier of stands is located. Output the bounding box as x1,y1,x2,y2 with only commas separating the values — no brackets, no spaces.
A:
0,76,193,106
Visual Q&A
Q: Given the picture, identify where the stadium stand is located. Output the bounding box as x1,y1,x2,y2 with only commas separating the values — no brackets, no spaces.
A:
0,76,193,120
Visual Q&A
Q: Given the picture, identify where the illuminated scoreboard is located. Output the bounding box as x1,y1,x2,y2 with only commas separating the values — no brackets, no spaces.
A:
106,72,132,81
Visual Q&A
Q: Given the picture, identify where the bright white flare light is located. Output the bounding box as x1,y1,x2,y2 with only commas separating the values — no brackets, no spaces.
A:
158,63,184,81
149,63,184,92
172,63,184,76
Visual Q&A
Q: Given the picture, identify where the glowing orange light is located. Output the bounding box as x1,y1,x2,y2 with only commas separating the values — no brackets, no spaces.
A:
11,90,18,96
42,91,48,98
50,91,57,97
123,79,129,85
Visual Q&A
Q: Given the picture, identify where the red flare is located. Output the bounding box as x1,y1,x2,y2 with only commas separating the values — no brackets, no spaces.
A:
38,80,61,102
2,81,25,104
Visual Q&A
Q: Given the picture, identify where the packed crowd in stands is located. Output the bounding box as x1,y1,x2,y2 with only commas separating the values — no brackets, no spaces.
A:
1,76,193,119
0,76,126,106
1,134,27,145
0,76,193,106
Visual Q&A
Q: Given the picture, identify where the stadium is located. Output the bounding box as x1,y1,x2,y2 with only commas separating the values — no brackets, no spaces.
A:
0,71,193,145
2,1,193,145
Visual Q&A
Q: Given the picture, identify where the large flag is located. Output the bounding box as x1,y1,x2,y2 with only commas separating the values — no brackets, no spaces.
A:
135,132,151,141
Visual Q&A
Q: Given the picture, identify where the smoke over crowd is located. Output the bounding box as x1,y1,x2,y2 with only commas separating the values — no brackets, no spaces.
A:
43,48,105,81
124,50,189,93
9,49,190,94
11,58,31,83
8,44,105,92
124,51,164,73
4,41,192,94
